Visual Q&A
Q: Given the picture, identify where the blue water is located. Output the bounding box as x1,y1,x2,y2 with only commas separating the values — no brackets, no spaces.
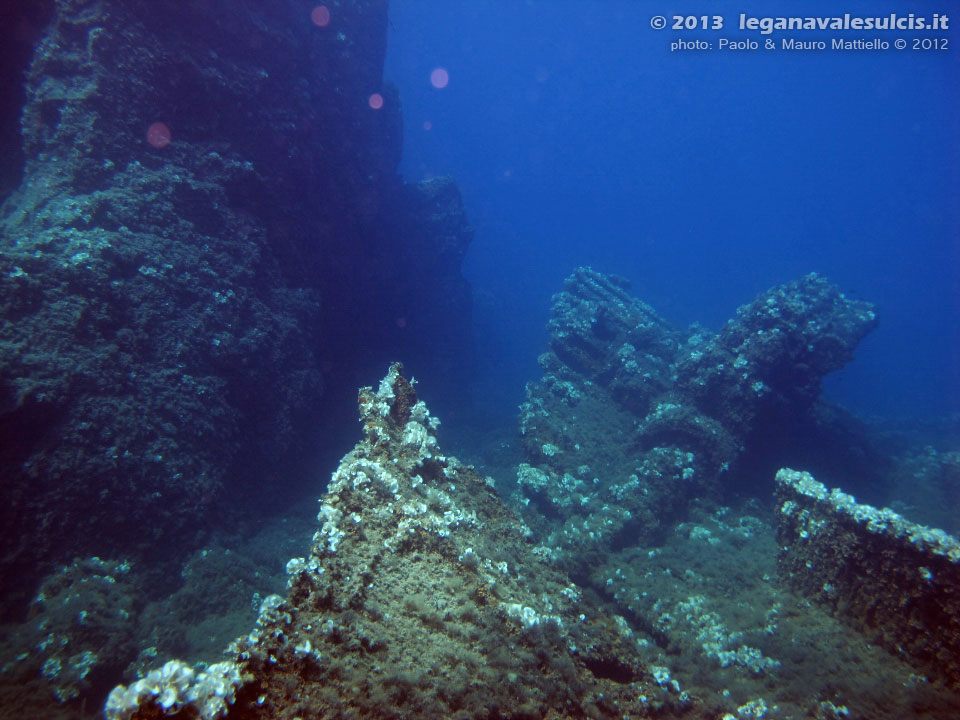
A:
385,0,960,420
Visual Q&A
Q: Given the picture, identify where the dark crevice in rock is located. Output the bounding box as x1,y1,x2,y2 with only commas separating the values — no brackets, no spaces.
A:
581,654,642,684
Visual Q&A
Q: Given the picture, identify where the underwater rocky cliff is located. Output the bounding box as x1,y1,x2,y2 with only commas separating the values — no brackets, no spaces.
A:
0,0,474,618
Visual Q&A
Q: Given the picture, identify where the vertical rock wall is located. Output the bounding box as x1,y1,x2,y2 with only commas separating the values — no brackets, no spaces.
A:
0,0,474,617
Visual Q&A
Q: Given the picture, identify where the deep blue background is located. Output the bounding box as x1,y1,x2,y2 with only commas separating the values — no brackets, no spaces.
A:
384,0,959,420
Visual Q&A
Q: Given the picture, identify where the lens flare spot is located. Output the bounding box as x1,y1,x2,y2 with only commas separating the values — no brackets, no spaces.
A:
429,67,449,89
368,93,384,110
146,122,171,149
310,6,331,27
422,121,432,131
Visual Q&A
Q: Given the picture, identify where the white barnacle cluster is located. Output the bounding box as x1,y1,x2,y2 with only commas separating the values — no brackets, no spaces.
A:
458,547,480,569
255,594,290,627
357,363,411,422
905,525,960,562
545,374,582,404
284,554,323,586
383,485,479,551
557,471,586,494
285,557,307,575
642,448,696,485
828,488,960,560
670,595,780,676
541,442,560,457
723,697,770,719
647,402,681,422
715,645,781,676
549,501,632,551
818,700,851,718
316,457,410,555
516,463,553,492
775,469,827,500
246,594,293,649
649,665,682,694
317,500,345,553
408,399,440,431
617,343,640,373
331,458,402,497
518,396,550,437
104,659,243,720
500,601,564,630
321,382,477,559
291,633,323,663
401,420,439,461
777,500,826,541
609,473,643,501
686,524,718,545
613,614,634,639
372,366,400,417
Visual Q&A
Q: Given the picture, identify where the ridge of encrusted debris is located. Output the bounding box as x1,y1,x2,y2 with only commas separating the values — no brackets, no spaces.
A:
105,363,692,719
777,468,960,562
776,467,960,688
515,267,878,562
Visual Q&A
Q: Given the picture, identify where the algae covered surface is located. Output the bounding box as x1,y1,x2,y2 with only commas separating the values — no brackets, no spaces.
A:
91,356,960,720
1,1,958,719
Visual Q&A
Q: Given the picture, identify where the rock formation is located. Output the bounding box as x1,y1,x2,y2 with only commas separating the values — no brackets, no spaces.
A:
104,364,689,720
0,0,474,617
96,365,960,720
515,267,878,563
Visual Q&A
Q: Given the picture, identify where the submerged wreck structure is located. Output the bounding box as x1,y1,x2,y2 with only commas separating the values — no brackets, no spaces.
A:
103,357,960,720
104,364,683,720
776,468,960,689
1,271,957,719
1,0,958,715
503,268,960,717
97,320,960,720
514,267,880,564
